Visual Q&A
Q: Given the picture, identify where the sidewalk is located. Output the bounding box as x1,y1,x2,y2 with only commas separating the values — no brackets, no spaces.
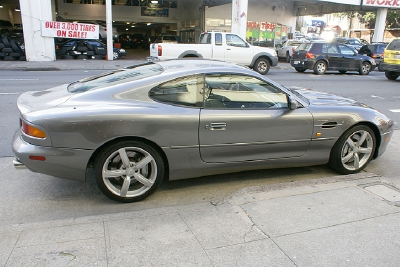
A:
0,48,290,71
1,172,399,266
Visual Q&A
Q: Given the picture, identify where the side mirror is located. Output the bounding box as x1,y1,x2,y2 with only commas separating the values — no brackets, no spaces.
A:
289,96,298,110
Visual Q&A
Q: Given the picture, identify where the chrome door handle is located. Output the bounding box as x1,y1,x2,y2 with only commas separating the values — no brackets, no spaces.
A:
206,122,227,130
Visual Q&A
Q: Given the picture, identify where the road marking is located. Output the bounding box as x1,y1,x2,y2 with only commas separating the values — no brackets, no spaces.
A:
0,79,39,81
390,109,400,113
371,95,384,99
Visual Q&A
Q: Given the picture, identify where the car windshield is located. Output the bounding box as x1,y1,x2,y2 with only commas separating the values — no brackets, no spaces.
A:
67,63,164,93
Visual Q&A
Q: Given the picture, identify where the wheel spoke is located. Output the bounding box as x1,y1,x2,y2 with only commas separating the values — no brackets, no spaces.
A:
357,131,368,145
353,153,360,169
133,172,154,187
120,176,131,197
345,137,355,149
358,147,372,155
118,148,131,168
103,169,126,178
342,151,354,163
134,155,153,170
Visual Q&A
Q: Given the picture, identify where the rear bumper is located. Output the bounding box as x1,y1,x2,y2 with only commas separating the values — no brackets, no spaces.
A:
290,59,315,69
380,62,400,72
12,131,93,182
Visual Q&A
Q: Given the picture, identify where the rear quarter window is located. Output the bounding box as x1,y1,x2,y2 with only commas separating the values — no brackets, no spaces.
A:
296,43,312,51
387,40,400,50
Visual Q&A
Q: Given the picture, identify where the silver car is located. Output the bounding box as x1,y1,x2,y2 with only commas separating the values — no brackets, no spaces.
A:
12,59,394,202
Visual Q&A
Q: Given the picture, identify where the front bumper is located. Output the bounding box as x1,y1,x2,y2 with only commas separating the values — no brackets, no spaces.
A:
12,131,93,182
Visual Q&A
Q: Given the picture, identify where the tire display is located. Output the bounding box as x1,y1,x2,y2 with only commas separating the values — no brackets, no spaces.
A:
0,34,25,61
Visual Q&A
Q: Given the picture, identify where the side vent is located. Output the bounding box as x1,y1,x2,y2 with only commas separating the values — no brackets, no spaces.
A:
321,122,338,129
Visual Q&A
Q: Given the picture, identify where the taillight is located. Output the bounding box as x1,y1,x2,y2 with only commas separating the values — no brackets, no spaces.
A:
158,45,162,56
21,119,46,139
305,52,315,59
371,54,377,58
382,52,385,59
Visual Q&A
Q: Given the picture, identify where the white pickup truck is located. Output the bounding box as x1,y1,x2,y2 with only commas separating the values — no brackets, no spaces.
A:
148,32,278,75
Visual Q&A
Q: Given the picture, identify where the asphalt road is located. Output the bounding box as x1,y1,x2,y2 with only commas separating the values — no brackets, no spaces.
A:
0,66,399,226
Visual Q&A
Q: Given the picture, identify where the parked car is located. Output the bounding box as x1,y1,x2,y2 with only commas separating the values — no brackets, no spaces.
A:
358,43,387,71
332,37,363,51
290,42,375,75
12,59,393,202
56,39,126,60
380,38,400,80
276,39,305,62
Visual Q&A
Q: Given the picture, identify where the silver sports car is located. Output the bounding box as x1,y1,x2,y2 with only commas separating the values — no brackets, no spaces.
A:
13,59,394,202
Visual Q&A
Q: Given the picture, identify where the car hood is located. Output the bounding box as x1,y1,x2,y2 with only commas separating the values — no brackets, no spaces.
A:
252,45,277,55
287,86,368,108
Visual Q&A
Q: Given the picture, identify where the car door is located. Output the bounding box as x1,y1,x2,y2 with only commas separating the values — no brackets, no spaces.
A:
323,43,341,69
224,34,254,65
338,44,359,70
199,73,314,163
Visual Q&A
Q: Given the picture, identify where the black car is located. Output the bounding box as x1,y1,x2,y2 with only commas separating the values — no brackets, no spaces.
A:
56,39,126,60
290,42,375,75
358,43,387,71
332,37,363,51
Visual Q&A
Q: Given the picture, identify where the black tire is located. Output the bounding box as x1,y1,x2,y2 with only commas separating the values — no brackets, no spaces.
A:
1,36,11,47
313,60,327,75
92,55,103,60
384,71,399,81
0,43,5,49
253,57,271,75
75,55,88,60
3,56,17,61
2,47,13,53
359,62,371,75
83,51,95,56
285,52,290,63
61,55,74,59
94,141,165,203
339,70,347,74
329,125,376,174
76,46,88,52
19,56,26,61
0,52,6,57
68,51,81,56
86,43,94,51
10,40,22,53
295,67,306,73
9,52,22,57
93,46,106,55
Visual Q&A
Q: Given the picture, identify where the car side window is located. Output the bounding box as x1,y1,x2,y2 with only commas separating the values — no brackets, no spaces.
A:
149,75,204,107
338,44,355,55
226,34,247,47
215,33,222,46
204,74,288,109
322,44,339,54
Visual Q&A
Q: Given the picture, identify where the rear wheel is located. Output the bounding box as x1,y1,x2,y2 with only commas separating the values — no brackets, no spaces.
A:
313,60,327,75
329,125,375,174
253,57,270,75
384,71,400,80
359,62,371,75
285,52,291,63
94,141,165,203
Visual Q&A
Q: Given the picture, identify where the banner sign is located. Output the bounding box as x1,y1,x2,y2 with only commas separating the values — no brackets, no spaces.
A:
41,21,99,39
363,0,400,8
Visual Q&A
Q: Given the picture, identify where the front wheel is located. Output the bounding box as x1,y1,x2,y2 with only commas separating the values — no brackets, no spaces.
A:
113,51,120,60
359,62,371,75
385,71,400,80
329,125,376,174
94,141,165,202
313,60,327,75
253,58,270,75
